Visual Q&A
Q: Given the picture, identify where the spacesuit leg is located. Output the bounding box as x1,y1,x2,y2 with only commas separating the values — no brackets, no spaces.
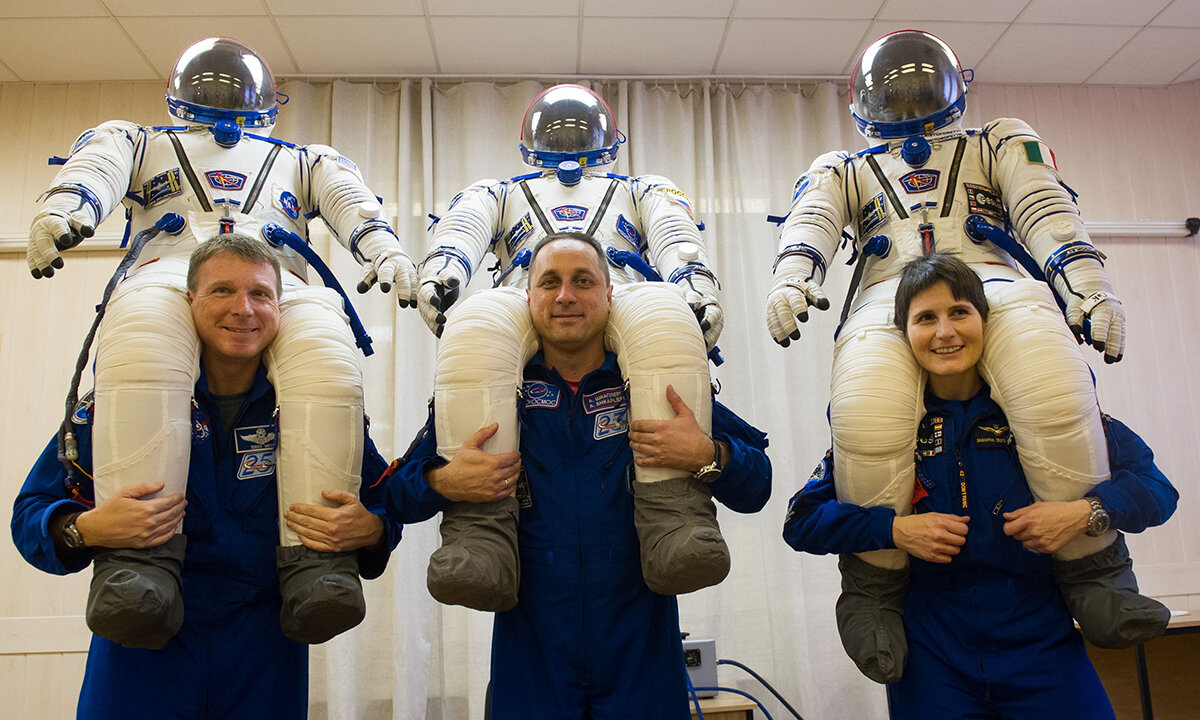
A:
605,283,730,595
980,278,1168,647
89,259,197,649
427,287,538,612
266,284,368,644
828,289,922,683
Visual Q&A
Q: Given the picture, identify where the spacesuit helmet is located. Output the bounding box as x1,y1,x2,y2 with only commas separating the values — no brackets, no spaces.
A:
166,37,278,129
519,84,622,168
849,29,967,140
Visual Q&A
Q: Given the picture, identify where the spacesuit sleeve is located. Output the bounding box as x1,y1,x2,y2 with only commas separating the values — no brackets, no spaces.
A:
356,423,403,580
381,407,454,525
302,144,398,257
774,151,854,284
782,451,898,555
631,174,713,281
985,119,1099,281
11,432,95,576
1088,416,1178,534
425,179,508,283
42,120,141,225
707,401,771,513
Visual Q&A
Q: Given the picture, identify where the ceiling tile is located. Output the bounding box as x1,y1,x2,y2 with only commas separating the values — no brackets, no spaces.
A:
0,58,18,81
104,0,266,16
586,0,731,18
276,16,435,75
0,18,156,81
878,0,1028,23
1020,0,1172,26
1174,58,1200,82
1152,0,1200,27
433,17,577,75
120,17,296,77
0,0,105,18
851,21,1009,76
718,19,871,76
1088,27,1200,84
264,0,423,15
976,24,1140,84
434,0,578,16
582,18,727,75
735,0,884,20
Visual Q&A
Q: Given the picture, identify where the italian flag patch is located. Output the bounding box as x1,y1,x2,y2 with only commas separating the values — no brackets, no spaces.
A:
1022,140,1057,169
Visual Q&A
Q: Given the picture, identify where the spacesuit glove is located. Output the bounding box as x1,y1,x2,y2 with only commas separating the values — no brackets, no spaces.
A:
416,266,464,338
27,201,96,279
1061,266,1125,363
354,230,418,308
676,273,724,350
765,255,829,347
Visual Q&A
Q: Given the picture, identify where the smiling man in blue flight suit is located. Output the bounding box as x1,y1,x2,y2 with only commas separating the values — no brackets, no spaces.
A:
783,253,1177,719
12,234,401,719
384,231,771,719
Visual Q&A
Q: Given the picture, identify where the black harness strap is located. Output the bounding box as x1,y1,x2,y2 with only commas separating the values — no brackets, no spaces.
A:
518,180,556,234
243,143,283,212
864,154,907,220
585,179,620,237
940,137,967,218
166,131,212,212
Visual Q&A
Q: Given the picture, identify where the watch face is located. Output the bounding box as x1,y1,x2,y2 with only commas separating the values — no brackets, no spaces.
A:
695,467,721,483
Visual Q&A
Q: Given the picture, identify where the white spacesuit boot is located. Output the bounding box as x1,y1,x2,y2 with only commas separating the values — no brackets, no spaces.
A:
427,288,537,612
87,261,197,650
269,284,369,643
607,284,729,595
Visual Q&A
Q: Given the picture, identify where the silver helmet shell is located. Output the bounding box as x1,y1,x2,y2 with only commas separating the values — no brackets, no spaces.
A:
519,84,621,168
850,30,967,140
166,37,278,128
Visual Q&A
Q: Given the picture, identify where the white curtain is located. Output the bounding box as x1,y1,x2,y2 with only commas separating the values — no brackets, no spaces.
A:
2,77,1199,720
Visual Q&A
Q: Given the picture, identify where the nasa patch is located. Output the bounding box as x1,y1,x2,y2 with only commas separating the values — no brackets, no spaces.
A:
582,388,624,414
552,205,589,223
238,450,276,480
277,190,300,219
144,168,183,207
523,381,561,409
859,193,887,237
899,169,940,194
235,425,277,454
205,170,247,191
593,407,629,440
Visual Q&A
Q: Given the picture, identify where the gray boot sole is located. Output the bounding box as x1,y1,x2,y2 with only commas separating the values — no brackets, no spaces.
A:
87,534,187,650
633,476,730,595
427,497,520,612
835,553,908,684
1054,532,1170,648
277,546,365,644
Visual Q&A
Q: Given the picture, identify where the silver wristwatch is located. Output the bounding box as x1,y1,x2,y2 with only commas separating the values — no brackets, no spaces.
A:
1084,495,1110,537
694,437,723,483
62,512,87,550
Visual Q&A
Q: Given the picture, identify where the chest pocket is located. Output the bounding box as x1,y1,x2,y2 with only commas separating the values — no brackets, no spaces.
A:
231,425,278,522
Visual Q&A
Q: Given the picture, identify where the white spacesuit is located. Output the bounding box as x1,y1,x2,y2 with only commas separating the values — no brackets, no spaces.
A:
28,38,417,648
417,84,728,609
766,30,1167,681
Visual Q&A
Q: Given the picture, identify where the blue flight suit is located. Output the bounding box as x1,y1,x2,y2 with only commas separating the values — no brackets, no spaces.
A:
783,386,1177,720
12,365,401,720
385,351,771,720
